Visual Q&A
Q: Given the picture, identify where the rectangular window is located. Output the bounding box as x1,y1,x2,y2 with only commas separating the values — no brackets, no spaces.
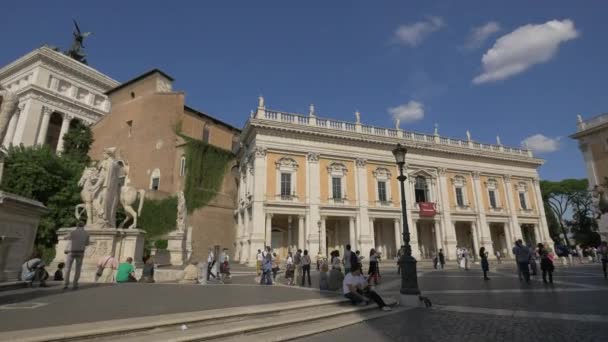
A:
332,177,342,199
151,177,160,191
455,187,464,207
488,190,497,208
415,189,427,203
519,192,528,210
280,173,292,198
378,181,387,202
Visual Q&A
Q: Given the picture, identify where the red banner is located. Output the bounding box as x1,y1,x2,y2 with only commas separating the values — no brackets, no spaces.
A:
418,202,436,217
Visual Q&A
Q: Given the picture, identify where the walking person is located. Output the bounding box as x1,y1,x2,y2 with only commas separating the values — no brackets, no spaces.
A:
598,241,608,279
64,223,90,290
260,248,273,285
301,249,312,286
368,249,380,285
285,252,295,285
513,240,531,283
438,249,445,269
538,243,554,284
479,247,490,280
495,250,502,264
529,245,538,276
219,248,231,283
461,248,470,271
433,251,439,269
271,252,280,282
207,248,216,281
343,244,353,275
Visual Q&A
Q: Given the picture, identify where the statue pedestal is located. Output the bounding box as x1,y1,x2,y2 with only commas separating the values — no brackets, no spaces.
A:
0,191,47,282
52,227,146,282
599,214,608,242
167,230,186,266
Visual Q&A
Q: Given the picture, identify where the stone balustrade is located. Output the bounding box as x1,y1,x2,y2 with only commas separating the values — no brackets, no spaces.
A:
577,112,608,132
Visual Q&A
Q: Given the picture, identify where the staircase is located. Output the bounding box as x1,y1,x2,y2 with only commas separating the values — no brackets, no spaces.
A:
2,297,403,342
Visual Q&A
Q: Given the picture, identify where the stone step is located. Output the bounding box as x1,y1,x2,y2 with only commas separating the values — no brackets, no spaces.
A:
113,298,398,342
0,297,349,342
0,281,27,292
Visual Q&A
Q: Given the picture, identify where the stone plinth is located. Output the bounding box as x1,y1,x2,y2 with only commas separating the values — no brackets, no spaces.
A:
599,214,608,242
167,230,186,266
0,191,47,282
52,227,146,282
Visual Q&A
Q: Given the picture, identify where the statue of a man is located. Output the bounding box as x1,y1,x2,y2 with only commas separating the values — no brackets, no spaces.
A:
76,165,99,225
91,147,121,228
0,85,19,145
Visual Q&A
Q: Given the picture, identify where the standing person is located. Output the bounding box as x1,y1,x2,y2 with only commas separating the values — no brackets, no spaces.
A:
285,252,295,285
461,248,469,271
21,252,48,287
342,265,392,311
438,249,445,269
219,248,231,283
576,245,584,264
368,249,380,285
294,249,303,285
343,244,353,275
96,255,118,283
271,252,280,282
433,251,439,269
479,247,490,280
256,249,263,276
356,250,364,273
63,223,90,290
598,241,608,279
260,248,273,285
529,246,538,276
513,240,531,283
139,256,155,283
301,249,312,286
456,247,462,268
115,257,137,283
207,248,216,281
328,250,344,291
495,250,502,264
538,243,554,284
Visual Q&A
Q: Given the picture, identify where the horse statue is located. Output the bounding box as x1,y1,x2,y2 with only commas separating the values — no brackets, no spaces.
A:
118,163,145,229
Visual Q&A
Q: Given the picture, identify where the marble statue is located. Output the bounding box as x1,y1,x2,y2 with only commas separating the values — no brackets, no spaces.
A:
66,20,92,64
258,95,265,108
176,191,186,232
0,85,19,146
355,110,361,124
577,114,583,124
466,130,471,141
309,104,316,117
118,163,145,229
395,118,400,129
496,135,502,145
434,123,439,136
75,147,121,228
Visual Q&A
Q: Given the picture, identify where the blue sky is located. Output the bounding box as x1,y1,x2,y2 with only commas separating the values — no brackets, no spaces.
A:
2,1,606,181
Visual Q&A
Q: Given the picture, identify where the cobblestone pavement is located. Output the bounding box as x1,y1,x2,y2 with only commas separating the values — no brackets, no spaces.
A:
296,262,608,342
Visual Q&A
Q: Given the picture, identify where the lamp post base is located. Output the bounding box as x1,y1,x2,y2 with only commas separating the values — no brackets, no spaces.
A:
399,294,424,307
399,253,421,307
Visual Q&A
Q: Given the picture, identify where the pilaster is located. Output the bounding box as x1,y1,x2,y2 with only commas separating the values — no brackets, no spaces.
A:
307,152,320,253
504,175,522,245
437,167,457,257
472,171,493,256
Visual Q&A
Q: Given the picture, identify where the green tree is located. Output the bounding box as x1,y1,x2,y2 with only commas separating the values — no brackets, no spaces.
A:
541,178,590,246
62,120,93,165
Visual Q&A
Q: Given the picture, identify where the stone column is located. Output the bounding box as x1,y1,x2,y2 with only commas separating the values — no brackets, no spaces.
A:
504,175,522,243
265,213,273,248
36,107,52,145
320,216,327,256
11,103,28,145
248,146,267,266
298,215,305,250
578,143,599,187
369,217,375,250
287,216,293,252
471,221,480,259
434,221,442,253
534,224,541,246
394,218,402,253
348,216,356,250
55,113,72,153
472,171,493,256
437,168,457,259
533,178,550,243
307,152,321,255
356,158,373,255
2,111,19,147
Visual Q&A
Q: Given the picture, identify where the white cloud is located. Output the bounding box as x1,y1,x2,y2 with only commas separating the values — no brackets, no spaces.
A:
521,134,560,153
473,19,579,84
388,101,425,123
394,17,445,47
465,21,501,49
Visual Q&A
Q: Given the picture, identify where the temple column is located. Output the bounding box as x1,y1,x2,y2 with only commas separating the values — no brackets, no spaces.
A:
349,216,356,250
320,216,327,257
533,178,550,243
265,213,272,248
287,216,293,252
394,218,402,253
36,106,52,145
2,110,19,147
472,171,494,256
55,113,72,153
307,152,321,256
298,215,305,250
437,168,457,258
11,102,28,145
504,175,522,243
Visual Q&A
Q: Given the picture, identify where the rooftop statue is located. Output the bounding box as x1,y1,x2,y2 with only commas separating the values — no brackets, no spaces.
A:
0,85,19,146
66,20,92,64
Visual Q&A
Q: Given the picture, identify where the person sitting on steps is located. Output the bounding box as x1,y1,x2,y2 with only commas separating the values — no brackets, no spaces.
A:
343,264,392,311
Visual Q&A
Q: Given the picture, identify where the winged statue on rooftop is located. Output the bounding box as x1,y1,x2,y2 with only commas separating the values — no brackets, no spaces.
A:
66,19,92,64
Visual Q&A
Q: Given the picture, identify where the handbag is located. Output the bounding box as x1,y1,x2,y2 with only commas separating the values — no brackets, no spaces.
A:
96,257,111,277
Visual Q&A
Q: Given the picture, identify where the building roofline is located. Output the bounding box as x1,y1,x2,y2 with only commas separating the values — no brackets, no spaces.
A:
184,105,241,133
104,69,174,95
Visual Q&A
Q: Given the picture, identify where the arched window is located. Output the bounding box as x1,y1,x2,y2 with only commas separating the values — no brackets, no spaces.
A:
327,162,348,204
452,175,468,207
414,176,429,203
150,168,161,191
179,156,186,177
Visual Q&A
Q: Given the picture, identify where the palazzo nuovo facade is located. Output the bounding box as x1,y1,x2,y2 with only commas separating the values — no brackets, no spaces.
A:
234,98,550,265
235,97,550,264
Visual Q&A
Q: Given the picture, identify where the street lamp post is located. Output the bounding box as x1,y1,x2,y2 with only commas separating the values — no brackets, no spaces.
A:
392,143,421,306
317,219,322,256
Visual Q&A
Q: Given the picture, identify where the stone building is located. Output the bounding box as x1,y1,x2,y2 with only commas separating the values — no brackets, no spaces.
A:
89,69,240,262
235,97,550,265
0,46,118,151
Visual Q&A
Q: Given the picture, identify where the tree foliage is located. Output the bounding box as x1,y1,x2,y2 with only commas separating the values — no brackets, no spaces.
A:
62,120,93,165
138,196,177,238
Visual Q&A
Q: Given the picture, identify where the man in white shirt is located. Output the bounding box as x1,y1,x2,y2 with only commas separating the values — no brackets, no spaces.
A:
256,249,263,276
343,265,391,311
64,223,90,290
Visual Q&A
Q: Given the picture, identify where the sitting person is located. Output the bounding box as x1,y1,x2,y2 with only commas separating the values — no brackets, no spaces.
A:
21,252,48,287
96,255,118,283
139,256,155,283
54,262,65,281
319,261,329,290
328,250,344,291
343,265,391,311
115,257,137,283
180,260,200,284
